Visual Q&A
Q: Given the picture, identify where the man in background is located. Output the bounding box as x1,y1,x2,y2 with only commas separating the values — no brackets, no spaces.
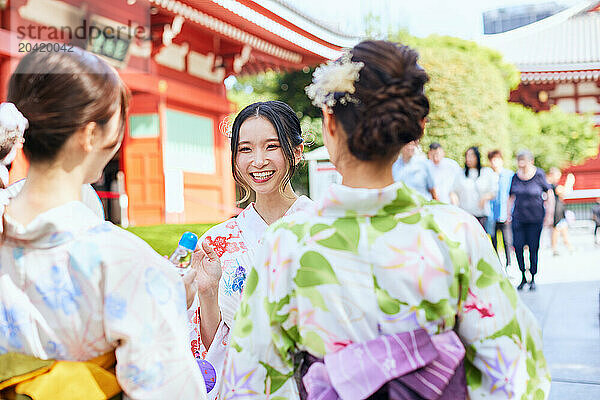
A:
393,140,438,200
427,142,460,204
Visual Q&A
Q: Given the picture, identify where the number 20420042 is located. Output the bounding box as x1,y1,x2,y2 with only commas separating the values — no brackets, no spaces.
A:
19,42,74,53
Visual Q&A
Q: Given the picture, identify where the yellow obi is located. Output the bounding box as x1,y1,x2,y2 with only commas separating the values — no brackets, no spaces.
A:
0,352,121,400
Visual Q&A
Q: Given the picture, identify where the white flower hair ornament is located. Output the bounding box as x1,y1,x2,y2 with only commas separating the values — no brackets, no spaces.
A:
305,51,364,109
0,102,28,151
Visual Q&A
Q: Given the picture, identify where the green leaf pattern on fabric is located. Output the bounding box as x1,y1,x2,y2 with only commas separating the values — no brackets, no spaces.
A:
223,183,549,399
264,295,291,325
309,218,360,253
294,251,339,287
371,215,398,232
373,274,406,315
488,317,522,342
418,299,455,326
296,287,329,311
259,362,294,394
398,213,421,225
244,268,259,297
302,331,326,355
382,188,417,214
465,358,483,390
233,302,253,338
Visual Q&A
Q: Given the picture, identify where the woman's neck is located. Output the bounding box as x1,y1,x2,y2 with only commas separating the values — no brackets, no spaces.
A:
6,163,84,225
253,184,298,225
340,157,395,189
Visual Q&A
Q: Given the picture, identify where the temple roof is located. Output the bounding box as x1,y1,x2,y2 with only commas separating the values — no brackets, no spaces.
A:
151,0,359,66
254,0,359,44
481,1,600,79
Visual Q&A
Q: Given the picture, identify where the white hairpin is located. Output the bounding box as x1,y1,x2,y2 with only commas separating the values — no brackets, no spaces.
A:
305,50,364,109
0,102,28,149
219,115,233,139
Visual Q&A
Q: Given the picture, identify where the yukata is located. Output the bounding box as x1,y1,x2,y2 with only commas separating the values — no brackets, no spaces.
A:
221,182,550,399
188,196,314,399
0,193,208,399
5,179,105,219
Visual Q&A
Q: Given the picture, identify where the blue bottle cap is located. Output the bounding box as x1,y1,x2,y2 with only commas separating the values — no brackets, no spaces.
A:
178,231,199,251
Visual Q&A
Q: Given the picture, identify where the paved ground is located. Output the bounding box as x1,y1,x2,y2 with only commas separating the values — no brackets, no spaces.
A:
504,226,600,398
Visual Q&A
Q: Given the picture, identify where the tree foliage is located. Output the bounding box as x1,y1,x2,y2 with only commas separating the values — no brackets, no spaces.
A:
388,31,519,165
509,103,599,171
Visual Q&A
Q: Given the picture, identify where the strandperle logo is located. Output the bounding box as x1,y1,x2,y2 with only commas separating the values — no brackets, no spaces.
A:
16,19,149,41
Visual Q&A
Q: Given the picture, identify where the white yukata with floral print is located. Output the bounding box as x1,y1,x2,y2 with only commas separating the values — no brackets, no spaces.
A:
221,182,550,399
0,193,208,399
188,195,314,399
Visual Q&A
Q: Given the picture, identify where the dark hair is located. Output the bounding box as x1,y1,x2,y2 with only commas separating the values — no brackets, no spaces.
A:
330,40,429,161
429,142,442,151
7,48,130,163
465,146,482,177
230,101,303,203
487,149,503,161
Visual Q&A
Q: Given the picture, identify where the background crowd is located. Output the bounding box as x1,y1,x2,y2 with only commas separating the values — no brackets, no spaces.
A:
393,141,579,290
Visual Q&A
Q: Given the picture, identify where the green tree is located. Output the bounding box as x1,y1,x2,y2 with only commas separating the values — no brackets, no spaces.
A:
388,32,519,165
509,103,599,171
227,70,279,110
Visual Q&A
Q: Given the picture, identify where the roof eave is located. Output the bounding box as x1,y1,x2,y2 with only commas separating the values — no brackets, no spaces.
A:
479,0,597,43
517,62,600,72
252,0,361,47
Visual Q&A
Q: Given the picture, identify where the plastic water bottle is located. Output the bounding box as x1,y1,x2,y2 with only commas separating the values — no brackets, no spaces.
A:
169,231,199,267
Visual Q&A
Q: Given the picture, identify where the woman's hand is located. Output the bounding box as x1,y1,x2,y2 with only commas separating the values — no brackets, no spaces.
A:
192,240,223,350
192,240,222,299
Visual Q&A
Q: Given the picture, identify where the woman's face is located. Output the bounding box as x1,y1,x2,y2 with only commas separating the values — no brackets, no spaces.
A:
236,117,291,197
517,156,532,170
465,149,478,169
85,110,123,183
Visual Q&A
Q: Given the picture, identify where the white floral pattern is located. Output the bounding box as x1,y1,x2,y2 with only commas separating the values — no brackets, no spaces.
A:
187,196,314,400
0,196,208,399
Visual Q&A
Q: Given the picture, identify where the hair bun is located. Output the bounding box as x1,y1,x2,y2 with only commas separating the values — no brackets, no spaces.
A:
350,84,426,161
329,41,430,162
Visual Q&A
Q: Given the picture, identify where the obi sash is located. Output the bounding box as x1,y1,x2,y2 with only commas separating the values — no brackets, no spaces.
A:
0,351,121,400
300,329,466,400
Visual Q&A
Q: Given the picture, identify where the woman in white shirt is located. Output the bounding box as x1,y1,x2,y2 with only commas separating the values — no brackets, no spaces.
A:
451,146,498,229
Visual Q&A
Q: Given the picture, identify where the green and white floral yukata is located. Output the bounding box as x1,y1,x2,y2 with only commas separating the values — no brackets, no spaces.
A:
221,182,550,399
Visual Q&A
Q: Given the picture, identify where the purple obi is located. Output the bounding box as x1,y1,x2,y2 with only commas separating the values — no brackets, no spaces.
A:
300,329,466,400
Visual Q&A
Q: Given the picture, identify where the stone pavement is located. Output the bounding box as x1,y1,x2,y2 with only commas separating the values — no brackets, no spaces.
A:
503,226,600,399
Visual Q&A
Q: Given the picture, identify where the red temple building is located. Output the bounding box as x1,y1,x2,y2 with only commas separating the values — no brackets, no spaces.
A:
483,0,600,207
0,0,356,225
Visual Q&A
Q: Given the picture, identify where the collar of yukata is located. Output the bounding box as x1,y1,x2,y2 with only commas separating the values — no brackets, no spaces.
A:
1,201,107,248
316,181,425,217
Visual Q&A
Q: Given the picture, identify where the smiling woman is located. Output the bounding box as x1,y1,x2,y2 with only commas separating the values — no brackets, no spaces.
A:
185,100,315,399
232,101,304,205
